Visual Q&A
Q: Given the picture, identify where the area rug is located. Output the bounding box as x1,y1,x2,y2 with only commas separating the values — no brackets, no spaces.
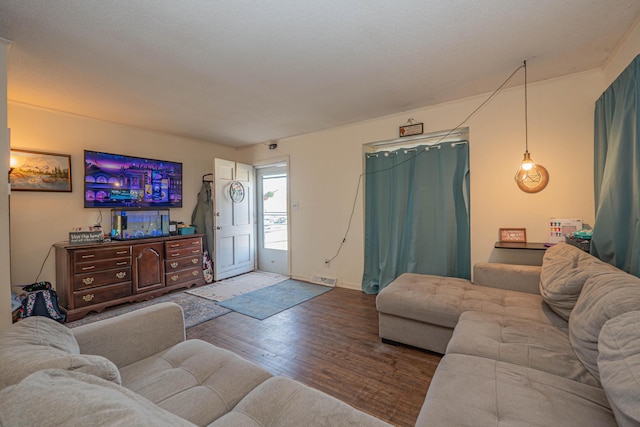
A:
65,291,231,329
218,279,333,320
186,270,289,302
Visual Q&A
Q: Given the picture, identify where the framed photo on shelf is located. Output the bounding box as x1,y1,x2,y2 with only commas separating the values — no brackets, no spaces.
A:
9,149,72,192
499,228,527,243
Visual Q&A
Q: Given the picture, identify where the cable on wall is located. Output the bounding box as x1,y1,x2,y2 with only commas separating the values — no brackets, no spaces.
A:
324,62,526,266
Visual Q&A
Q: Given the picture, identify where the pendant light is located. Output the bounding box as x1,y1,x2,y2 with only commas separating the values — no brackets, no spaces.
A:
514,60,548,193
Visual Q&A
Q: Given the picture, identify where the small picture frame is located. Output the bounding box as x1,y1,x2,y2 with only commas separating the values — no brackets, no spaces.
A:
10,149,72,192
499,228,527,243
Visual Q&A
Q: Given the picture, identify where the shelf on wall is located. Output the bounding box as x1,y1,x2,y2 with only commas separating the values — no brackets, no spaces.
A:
494,242,549,251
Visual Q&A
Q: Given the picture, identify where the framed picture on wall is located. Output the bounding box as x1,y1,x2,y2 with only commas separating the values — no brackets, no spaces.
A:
9,149,72,192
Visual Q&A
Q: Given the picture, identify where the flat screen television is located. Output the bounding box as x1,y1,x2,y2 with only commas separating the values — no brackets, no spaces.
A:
84,150,183,208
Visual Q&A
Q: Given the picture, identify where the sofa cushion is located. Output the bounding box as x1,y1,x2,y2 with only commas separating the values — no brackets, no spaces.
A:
539,243,618,320
598,311,640,426
119,338,272,426
416,354,616,427
211,377,392,427
0,369,195,427
447,311,598,386
0,316,121,388
377,273,564,329
569,270,640,380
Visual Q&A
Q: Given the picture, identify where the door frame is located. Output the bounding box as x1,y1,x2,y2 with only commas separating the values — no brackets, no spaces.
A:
253,157,290,276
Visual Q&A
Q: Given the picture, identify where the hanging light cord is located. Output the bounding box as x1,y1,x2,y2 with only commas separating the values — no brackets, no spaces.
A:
524,60,528,153
324,62,526,265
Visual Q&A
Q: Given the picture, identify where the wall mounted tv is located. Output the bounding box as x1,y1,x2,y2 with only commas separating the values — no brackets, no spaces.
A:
84,150,182,208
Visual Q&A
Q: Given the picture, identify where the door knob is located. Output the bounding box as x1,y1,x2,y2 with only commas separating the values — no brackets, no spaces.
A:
216,226,222,230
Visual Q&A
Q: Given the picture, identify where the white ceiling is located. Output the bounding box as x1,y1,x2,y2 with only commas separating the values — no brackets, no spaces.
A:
1,1,639,147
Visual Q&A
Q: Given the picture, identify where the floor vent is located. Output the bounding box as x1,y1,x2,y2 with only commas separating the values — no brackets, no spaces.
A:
310,275,337,287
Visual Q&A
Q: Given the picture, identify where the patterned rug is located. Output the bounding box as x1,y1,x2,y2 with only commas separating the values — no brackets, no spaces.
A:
65,291,231,329
218,279,333,320
186,270,289,302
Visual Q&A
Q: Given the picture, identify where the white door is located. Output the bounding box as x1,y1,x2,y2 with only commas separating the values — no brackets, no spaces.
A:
256,165,289,275
213,158,255,280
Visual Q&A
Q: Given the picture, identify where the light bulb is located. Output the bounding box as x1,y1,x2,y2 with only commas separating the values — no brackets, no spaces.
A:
520,151,535,171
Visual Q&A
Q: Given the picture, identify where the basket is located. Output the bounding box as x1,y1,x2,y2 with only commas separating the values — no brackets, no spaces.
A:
178,227,195,235
565,235,590,252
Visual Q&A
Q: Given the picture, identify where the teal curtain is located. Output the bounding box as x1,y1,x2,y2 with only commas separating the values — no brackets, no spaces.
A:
362,142,470,294
592,54,640,275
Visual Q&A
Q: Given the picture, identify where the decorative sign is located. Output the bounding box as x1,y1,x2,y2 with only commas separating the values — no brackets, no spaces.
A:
499,228,527,243
69,231,103,245
399,122,423,137
229,181,245,203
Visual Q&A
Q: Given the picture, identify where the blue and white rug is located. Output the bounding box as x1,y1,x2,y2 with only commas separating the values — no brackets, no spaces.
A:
218,279,333,320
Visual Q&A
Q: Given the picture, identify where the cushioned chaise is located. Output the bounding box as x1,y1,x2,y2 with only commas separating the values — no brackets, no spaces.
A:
377,273,563,353
446,311,599,386
415,354,616,427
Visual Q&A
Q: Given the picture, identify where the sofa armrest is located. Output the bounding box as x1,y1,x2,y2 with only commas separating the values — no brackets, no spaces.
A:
473,263,541,295
72,302,186,368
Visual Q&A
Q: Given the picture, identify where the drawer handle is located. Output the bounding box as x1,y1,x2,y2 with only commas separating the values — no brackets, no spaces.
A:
170,262,179,268
191,258,198,264
82,294,94,302
81,266,95,271
170,275,179,282
192,271,199,276
81,254,95,259
116,261,128,266
116,251,128,255
82,277,95,285
115,271,127,279
170,244,180,248
171,253,181,257
191,241,199,245
192,250,200,254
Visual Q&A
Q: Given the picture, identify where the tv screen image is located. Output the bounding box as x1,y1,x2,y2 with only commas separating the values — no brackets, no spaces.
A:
84,150,183,208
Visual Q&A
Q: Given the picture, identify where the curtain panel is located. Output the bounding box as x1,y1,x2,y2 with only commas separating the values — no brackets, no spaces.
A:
592,54,640,275
361,142,470,294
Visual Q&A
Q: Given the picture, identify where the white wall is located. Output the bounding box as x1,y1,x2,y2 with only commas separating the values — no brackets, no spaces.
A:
7,103,237,295
239,68,612,290
0,39,11,329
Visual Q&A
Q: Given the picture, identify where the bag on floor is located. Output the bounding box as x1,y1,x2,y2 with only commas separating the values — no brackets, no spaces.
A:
17,281,66,323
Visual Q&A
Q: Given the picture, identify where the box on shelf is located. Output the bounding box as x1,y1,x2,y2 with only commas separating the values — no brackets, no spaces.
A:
178,226,195,235
548,218,582,243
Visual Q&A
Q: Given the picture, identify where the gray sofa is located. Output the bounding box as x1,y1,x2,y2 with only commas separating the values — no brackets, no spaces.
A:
377,242,640,426
0,302,391,426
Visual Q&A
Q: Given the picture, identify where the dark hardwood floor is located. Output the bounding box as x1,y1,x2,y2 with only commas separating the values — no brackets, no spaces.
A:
187,287,441,427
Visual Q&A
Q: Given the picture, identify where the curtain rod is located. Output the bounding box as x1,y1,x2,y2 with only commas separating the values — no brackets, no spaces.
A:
367,128,468,151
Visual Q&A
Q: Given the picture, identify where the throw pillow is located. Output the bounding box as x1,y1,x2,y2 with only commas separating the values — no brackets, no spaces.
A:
0,316,121,388
569,270,640,380
539,243,617,320
598,311,640,426
0,369,195,427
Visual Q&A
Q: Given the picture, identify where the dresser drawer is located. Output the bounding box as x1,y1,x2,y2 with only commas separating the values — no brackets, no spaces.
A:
74,257,131,275
166,246,201,260
165,237,202,251
74,247,131,263
165,267,203,285
74,282,132,308
74,267,131,291
165,255,202,272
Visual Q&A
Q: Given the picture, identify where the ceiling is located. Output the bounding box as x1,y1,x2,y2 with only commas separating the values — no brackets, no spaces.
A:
1,1,639,148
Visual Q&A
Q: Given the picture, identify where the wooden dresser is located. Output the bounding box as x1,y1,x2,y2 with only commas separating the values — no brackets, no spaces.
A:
54,234,205,322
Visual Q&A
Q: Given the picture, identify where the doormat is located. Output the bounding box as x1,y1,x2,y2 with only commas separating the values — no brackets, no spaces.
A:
218,279,333,320
65,291,231,329
186,270,289,302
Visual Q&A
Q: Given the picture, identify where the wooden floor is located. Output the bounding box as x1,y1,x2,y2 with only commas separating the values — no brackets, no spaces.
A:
187,286,441,427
